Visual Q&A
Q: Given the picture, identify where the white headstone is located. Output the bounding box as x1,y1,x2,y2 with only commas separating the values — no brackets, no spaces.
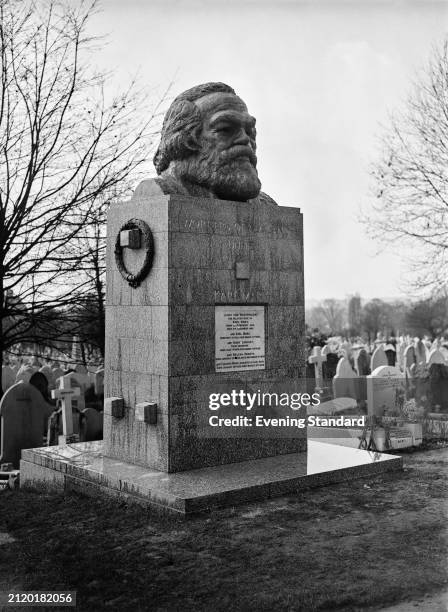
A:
340,341,352,359
333,357,358,399
366,365,405,417
403,345,416,373
427,348,446,366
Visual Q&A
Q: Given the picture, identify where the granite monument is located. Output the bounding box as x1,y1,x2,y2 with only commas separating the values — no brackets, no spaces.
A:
104,82,306,472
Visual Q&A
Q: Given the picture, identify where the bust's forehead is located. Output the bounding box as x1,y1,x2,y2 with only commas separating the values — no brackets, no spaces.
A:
194,92,249,117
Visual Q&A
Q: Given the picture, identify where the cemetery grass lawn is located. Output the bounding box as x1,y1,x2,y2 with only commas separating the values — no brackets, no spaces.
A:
0,447,447,611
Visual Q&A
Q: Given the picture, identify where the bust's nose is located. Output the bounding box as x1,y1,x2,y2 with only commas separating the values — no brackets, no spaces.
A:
233,127,251,147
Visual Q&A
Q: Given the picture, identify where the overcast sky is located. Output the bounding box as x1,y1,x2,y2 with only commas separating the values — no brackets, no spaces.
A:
89,0,448,302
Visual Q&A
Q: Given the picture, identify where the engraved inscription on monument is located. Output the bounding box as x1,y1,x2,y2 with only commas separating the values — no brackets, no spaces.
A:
215,305,265,372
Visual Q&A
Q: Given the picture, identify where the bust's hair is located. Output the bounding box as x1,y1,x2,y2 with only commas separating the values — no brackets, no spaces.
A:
153,82,236,174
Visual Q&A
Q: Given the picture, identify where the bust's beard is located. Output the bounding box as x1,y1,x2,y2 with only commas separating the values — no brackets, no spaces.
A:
174,147,262,202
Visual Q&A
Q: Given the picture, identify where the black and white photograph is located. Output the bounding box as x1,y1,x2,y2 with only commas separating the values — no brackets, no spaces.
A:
0,0,447,610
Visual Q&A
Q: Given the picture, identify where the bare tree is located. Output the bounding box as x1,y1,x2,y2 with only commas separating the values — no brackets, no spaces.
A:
364,39,448,295
0,0,164,364
315,299,345,334
361,299,394,343
405,296,448,338
61,195,108,358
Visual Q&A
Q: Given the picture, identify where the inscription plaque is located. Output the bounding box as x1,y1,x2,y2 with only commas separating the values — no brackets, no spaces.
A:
215,305,265,372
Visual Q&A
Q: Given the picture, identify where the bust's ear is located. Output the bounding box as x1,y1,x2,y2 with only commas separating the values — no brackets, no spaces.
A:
183,125,202,153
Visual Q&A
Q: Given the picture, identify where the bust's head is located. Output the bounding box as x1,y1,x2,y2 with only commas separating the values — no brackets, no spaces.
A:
153,83,261,202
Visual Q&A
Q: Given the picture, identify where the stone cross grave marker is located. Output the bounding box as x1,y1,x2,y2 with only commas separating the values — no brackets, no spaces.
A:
371,345,388,371
51,375,80,444
308,346,327,394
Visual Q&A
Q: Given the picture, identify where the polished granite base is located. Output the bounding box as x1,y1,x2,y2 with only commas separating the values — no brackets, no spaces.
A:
20,441,403,515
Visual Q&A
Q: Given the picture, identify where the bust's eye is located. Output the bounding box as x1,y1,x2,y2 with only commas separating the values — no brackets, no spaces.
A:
215,125,234,134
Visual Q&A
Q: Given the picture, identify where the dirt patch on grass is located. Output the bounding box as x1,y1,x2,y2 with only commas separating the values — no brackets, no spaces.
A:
0,447,447,611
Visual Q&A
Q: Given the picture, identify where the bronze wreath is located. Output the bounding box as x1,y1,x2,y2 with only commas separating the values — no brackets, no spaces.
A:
114,219,154,288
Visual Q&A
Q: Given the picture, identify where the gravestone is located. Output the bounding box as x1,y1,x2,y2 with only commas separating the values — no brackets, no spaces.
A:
428,363,448,412
415,339,427,365
29,372,51,403
427,348,446,366
355,348,370,376
403,345,416,373
308,346,327,394
2,366,15,393
94,369,104,396
366,365,405,417
8,365,19,390
384,344,396,366
39,365,56,391
70,364,91,393
339,341,352,360
60,373,86,416
51,375,81,443
395,339,406,372
0,382,54,467
322,348,339,382
371,346,388,371
333,357,358,400
15,364,37,384
79,408,103,442
52,366,64,381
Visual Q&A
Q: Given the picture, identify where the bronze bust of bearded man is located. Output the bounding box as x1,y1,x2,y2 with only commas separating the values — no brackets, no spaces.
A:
134,82,277,206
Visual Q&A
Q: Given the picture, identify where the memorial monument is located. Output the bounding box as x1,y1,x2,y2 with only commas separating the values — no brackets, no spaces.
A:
20,83,402,514
104,82,306,472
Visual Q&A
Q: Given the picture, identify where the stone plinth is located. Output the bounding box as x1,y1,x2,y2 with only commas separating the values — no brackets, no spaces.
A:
20,441,403,515
104,194,306,472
